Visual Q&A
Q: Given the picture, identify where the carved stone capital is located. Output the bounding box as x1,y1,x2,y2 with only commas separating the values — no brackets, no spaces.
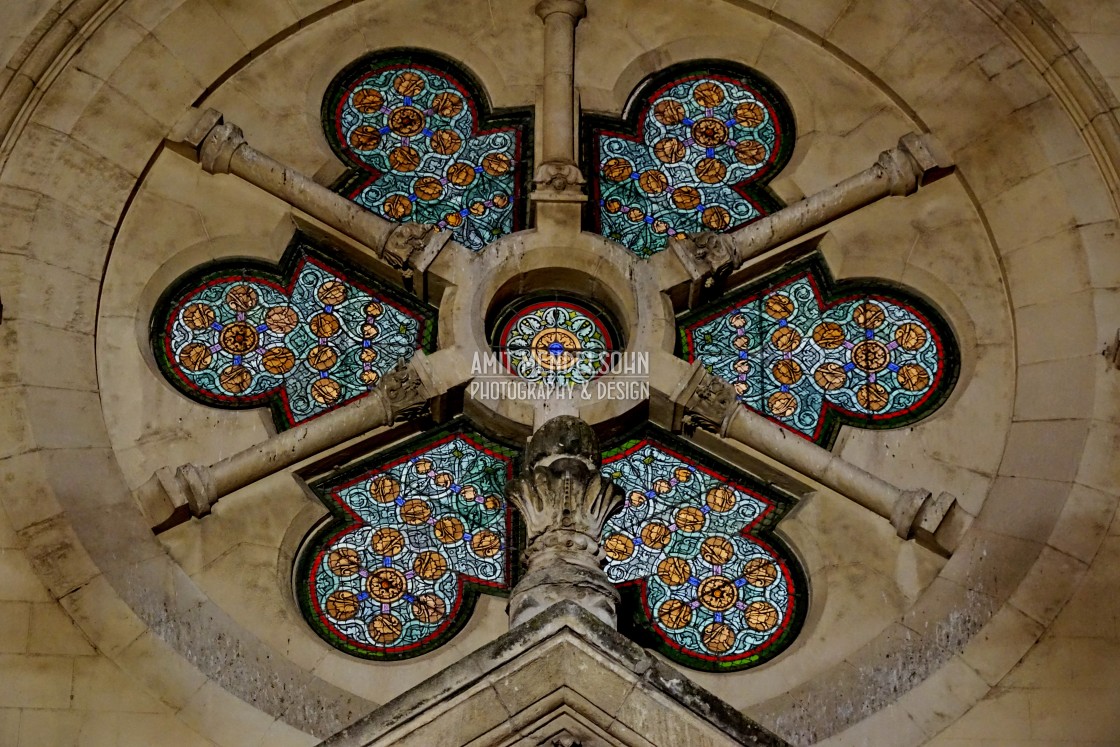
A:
681,366,738,435
533,160,585,192
383,222,439,269
199,122,245,175
507,416,623,628
380,359,431,421
670,231,737,304
535,0,586,22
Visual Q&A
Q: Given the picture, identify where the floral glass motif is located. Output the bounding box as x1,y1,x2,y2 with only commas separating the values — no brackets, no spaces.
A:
601,432,803,671
496,299,616,386
586,63,794,257
299,425,516,659
323,51,530,252
680,256,958,447
152,238,436,430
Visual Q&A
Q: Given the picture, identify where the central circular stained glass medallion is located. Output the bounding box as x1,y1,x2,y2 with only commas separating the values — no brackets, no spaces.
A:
496,298,617,385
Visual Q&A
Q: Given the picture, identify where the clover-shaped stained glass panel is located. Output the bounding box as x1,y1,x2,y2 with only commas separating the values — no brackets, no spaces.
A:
584,62,794,257
679,255,958,447
323,50,531,252
151,236,436,430
601,430,804,671
298,423,517,659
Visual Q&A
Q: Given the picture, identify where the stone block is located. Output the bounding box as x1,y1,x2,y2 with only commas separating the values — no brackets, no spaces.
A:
27,601,96,656
71,83,169,175
18,513,102,598
16,322,97,390
960,602,1045,686
999,418,1090,483
772,0,856,38
1074,419,1120,494
254,718,320,747
115,629,209,708
1013,288,1100,362
0,601,30,652
0,452,62,533
0,709,17,746
1048,482,1116,563
932,688,1032,741
1003,230,1091,310
68,503,166,573
895,657,990,739
1054,156,1117,227
27,196,114,280
940,529,1042,603
20,387,109,452
1026,686,1120,742
56,574,146,657
0,184,38,252
73,656,169,713
0,547,52,602
151,0,249,86
814,703,927,747
206,0,300,49
827,0,925,70
1012,356,1097,421
1008,545,1088,625
982,168,1076,255
973,475,1070,543
955,110,1046,204
70,11,149,80
15,708,85,745
0,389,34,463
0,654,73,708
107,34,202,124
29,66,104,135
1080,220,1120,290
113,712,218,747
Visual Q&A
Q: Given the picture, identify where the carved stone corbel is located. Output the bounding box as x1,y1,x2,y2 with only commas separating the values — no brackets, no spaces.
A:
507,416,622,628
532,160,587,203
670,231,738,307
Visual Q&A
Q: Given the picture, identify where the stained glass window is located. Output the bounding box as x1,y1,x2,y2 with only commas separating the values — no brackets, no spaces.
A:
323,51,531,252
584,62,794,257
151,235,436,430
493,296,619,386
679,255,959,447
601,430,804,671
298,422,517,659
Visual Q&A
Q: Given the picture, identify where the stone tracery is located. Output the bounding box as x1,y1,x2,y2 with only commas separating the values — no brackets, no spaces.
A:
146,0,967,678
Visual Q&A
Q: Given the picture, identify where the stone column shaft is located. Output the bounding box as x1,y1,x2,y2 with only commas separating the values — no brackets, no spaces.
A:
682,365,967,556
138,357,436,531
179,109,443,270
669,133,954,306
536,0,583,164
532,0,587,200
